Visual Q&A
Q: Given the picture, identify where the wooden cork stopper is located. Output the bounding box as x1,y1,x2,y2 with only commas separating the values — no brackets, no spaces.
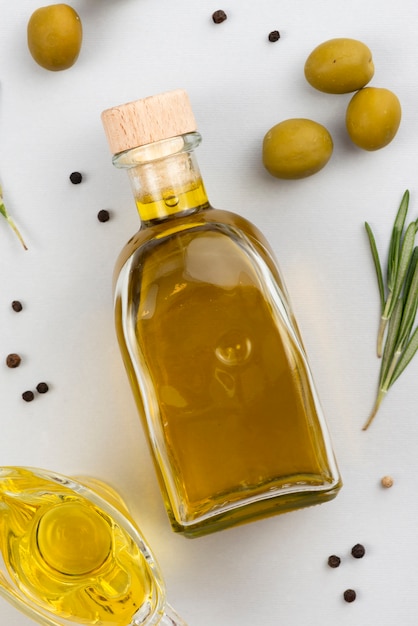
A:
101,89,198,155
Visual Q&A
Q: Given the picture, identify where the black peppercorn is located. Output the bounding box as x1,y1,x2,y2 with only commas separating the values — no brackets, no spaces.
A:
212,9,227,24
351,543,366,559
6,353,21,368
11,300,23,312
69,171,83,184
268,30,280,42
343,589,356,603
22,390,35,402
36,382,49,394
327,555,341,568
97,209,110,223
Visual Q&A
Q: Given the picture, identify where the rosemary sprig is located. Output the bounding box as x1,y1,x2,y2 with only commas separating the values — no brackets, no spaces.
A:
363,190,418,430
0,185,27,250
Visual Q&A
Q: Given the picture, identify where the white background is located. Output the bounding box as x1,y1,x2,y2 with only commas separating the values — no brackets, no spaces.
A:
1,1,418,624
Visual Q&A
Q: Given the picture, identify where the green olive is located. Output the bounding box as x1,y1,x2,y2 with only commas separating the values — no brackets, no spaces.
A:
262,118,333,180
346,87,401,150
27,4,82,71
304,38,374,94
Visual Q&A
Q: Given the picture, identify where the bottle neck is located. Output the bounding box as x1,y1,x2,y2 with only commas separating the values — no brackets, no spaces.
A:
112,132,209,224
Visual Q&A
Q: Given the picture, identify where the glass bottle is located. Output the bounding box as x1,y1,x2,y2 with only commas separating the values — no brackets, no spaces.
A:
0,466,186,626
101,89,342,538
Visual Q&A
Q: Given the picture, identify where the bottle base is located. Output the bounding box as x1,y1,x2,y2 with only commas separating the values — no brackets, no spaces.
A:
168,482,342,538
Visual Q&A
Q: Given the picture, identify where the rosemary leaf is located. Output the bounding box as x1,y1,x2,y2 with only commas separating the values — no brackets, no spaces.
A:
379,296,403,386
390,221,417,307
402,246,418,298
390,325,418,385
365,222,385,313
395,253,418,352
387,189,409,291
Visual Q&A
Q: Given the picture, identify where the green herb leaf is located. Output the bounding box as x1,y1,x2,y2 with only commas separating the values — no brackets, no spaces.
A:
391,325,418,385
365,222,385,313
396,254,418,352
387,189,409,291
0,186,27,250
402,246,418,300
379,296,402,386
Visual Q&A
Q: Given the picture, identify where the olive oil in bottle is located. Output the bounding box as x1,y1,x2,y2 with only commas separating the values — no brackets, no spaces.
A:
101,89,342,538
0,466,186,626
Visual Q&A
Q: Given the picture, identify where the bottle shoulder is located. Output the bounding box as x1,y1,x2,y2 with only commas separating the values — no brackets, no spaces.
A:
113,206,282,290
